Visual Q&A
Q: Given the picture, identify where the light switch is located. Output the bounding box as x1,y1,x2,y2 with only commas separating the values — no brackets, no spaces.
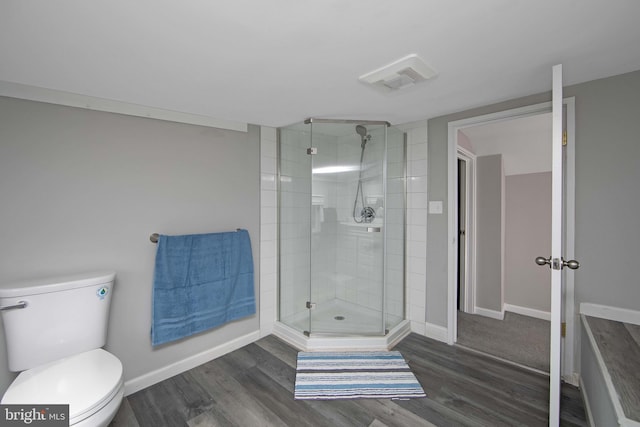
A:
428,201,443,214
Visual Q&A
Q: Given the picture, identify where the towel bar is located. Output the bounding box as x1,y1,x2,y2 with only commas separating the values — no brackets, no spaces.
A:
150,229,242,243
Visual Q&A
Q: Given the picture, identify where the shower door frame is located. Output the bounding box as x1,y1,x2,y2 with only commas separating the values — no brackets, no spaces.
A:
304,118,390,337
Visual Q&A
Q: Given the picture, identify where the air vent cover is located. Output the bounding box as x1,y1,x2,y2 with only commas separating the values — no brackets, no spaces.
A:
359,54,437,92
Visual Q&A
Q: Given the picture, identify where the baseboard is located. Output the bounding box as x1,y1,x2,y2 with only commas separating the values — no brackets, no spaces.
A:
563,372,580,387
387,320,413,349
474,306,504,320
424,322,448,343
272,321,307,351
503,303,551,321
123,330,261,396
579,376,596,427
580,303,640,326
410,320,426,336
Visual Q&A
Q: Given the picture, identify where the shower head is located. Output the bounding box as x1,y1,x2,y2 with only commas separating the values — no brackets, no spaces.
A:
356,125,371,148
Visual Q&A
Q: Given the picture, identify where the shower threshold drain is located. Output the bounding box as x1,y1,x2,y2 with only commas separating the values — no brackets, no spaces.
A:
334,316,345,321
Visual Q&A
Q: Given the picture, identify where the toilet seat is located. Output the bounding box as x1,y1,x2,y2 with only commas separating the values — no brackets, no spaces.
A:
2,348,124,425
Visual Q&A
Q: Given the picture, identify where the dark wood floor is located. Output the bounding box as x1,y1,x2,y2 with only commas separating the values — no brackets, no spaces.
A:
457,311,550,372
586,316,640,422
111,333,587,427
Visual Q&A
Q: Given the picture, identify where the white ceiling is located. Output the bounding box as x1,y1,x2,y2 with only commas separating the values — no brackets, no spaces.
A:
1,1,640,128
461,113,552,176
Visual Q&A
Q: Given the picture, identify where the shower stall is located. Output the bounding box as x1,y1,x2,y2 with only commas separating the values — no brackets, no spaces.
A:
275,118,408,350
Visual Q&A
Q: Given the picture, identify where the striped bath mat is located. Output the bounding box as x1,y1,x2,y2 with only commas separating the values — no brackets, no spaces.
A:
294,351,426,400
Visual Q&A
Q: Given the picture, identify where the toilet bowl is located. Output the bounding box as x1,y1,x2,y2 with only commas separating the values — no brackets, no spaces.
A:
2,349,124,427
0,272,124,427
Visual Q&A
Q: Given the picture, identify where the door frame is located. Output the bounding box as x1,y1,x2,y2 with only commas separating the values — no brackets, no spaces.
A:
457,147,476,314
446,98,577,379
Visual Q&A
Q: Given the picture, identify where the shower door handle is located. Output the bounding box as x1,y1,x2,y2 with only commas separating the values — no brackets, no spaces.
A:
367,227,381,233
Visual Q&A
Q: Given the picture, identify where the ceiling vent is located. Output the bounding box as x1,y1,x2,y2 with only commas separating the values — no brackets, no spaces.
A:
359,54,437,92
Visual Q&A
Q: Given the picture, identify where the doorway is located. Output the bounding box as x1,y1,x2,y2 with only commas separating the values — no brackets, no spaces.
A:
446,99,577,378
455,113,553,371
456,149,474,315
457,157,465,312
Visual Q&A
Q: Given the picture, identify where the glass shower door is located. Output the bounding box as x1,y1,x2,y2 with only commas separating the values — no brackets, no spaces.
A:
278,125,312,335
307,120,387,336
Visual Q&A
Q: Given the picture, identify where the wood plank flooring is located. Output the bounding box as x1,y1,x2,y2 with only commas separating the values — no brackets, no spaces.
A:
111,333,586,427
585,316,640,422
457,311,550,372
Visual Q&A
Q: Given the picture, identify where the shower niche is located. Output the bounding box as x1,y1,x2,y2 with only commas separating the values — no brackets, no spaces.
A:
276,118,408,350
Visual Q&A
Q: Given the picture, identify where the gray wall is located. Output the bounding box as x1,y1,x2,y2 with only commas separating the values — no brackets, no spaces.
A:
475,154,504,313
427,69,640,327
505,172,551,312
0,97,260,394
567,71,640,310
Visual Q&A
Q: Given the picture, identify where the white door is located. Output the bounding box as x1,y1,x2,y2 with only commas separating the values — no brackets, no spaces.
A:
542,63,580,426
447,64,577,425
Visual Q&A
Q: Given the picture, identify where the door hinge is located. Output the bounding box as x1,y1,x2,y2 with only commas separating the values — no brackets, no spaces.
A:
562,131,567,146
307,147,317,155
561,322,566,338
306,301,316,309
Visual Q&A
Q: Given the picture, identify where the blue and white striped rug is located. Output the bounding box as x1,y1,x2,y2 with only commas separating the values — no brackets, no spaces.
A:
294,351,426,400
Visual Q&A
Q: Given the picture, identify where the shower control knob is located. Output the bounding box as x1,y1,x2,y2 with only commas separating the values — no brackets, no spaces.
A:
361,207,376,222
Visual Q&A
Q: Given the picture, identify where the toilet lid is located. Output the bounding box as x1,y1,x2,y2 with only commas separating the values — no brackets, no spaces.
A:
2,348,123,423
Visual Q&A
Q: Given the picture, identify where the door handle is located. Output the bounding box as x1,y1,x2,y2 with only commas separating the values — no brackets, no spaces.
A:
535,256,551,267
561,258,580,270
535,256,580,270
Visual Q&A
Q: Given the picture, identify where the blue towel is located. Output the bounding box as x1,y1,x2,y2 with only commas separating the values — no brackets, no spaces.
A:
151,229,256,346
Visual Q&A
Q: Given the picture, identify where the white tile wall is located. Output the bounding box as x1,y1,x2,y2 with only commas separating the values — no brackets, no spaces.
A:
259,126,278,336
405,126,428,332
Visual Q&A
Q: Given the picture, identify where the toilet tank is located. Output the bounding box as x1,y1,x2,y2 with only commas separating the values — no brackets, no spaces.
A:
0,271,116,372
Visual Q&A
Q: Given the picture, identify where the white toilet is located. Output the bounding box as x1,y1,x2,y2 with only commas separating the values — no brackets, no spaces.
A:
0,271,124,427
